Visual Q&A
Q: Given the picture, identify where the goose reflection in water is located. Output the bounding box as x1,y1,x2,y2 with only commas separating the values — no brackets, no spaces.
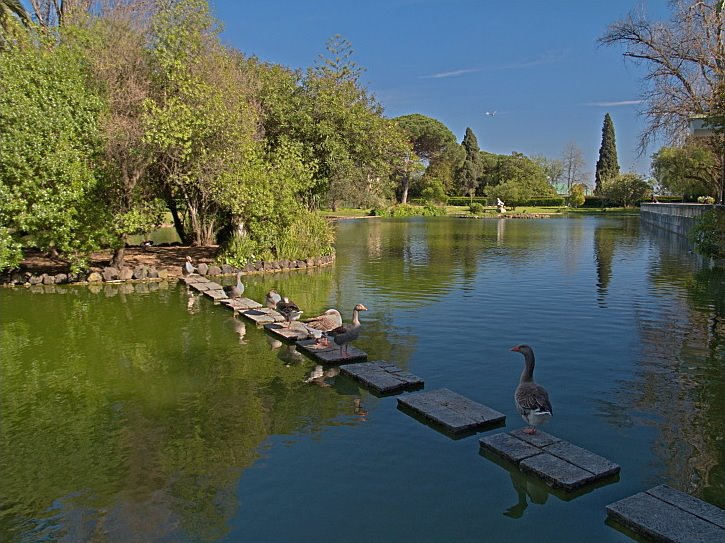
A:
186,292,200,314
278,344,303,366
503,469,549,519
266,336,283,350
304,364,339,387
233,318,247,345
353,397,367,422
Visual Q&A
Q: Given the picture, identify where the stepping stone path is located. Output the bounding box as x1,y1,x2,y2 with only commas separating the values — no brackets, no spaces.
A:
397,388,505,436
240,308,286,325
264,321,311,342
479,429,620,491
339,361,424,395
606,484,725,543
220,297,262,312
296,339,368,364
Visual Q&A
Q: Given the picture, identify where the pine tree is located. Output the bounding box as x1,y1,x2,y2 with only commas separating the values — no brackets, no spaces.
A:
594,113,620,194
457,127,483,198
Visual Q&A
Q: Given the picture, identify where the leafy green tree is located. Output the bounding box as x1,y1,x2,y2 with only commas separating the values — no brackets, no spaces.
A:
300,35,409,210
456,127,484,198
652,141,720,199
569,183,586,207
0,29,105,271
480,152,556,205
394,113,460,203
595,113,620,194
0,0,29,49
82,5,163,268
602,172,651,207
144,0,259,245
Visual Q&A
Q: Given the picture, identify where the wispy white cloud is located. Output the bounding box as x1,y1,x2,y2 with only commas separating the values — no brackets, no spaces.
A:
420,49,569,79
420,67,482,79
491,49,570,70
585,100,642,107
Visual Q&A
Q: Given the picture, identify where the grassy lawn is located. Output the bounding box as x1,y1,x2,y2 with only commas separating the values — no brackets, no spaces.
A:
318,205,642,219
445,205,641,216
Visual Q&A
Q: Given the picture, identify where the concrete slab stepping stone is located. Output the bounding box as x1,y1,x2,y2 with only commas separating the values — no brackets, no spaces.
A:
296,338,368,364
606,484,725,543
479,430,620,491
264,321,311,342
240,307,285,325
220,297,263,312
397,388,505,436
339,361,424,395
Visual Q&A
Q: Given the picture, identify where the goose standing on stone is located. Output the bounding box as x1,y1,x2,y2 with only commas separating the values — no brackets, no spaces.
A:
510,344,553,434
223,271,245,299
304,309,343,346
183,256,197,276
265,289,281,310
276,297,303,328
328,304,368,356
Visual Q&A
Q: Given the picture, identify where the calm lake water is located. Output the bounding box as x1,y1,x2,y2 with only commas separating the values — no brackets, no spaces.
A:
1,216,724,543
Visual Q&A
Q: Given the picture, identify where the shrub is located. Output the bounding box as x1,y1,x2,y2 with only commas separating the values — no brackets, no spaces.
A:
276,211,335,260
697,196,716,204
690,209,725,260
371,203,445,217
469,203,485,215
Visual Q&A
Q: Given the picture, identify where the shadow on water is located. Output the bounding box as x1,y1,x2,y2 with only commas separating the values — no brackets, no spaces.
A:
479,448,621,519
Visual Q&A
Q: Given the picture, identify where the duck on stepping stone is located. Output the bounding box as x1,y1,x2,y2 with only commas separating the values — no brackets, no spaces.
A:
328,303,367,357
510,345,553,435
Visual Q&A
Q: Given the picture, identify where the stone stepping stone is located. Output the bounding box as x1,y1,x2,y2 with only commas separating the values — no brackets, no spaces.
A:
296,338,368,364
606,484,725,543
202,288,228,301
181,275,204,285
264,321,311,342
479,429,620,491
220,297,263,312
240,307,285,325
397,388,505,436
340,361,424,395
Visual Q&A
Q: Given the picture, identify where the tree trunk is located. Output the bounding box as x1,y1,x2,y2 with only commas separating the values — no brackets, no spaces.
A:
400,175,410,204
165,197,188,244
110,245,125,269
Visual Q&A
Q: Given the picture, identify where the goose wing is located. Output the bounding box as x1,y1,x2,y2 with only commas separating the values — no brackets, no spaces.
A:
515,383,553,414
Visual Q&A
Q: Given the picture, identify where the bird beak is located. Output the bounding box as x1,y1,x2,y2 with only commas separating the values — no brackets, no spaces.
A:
510,346,520,352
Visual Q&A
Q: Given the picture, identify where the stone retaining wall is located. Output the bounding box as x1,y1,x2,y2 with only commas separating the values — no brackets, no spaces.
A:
1,254,335,288
640,203,720,237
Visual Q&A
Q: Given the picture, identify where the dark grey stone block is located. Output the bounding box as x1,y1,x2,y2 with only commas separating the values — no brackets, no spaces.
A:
646,484,725,530
340,361,424,394
544,441,620,479
520,453,595,490
296,339,367,364
479,433,541,464
607,491,724,543
398,388,505,435
509,428,561,448
241,308,285,325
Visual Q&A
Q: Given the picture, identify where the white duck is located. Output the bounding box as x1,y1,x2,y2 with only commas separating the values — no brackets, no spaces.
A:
304,309,343,345
328,304,368,356
510,345,553,434
183,256,197,276
265,289,281,310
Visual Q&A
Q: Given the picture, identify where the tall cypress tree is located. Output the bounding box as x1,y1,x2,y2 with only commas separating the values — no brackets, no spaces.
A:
457,127,483,198
594,113,619,194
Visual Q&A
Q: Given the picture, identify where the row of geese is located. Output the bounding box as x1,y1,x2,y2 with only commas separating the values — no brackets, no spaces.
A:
185,256,368,356
184,256,553,434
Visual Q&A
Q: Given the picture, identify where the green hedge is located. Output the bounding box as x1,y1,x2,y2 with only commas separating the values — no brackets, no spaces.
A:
444,196,566,207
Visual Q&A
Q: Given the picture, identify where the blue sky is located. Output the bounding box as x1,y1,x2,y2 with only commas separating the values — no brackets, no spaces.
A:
213,1,671,183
